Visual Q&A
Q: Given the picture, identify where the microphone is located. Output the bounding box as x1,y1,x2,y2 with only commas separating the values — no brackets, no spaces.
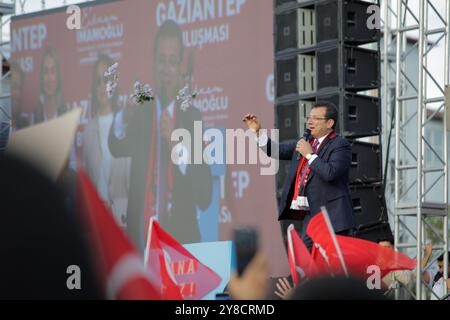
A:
297,129,311,160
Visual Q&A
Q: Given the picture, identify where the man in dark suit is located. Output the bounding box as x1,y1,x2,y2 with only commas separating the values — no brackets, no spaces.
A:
243,102,354,250
109,20,211,250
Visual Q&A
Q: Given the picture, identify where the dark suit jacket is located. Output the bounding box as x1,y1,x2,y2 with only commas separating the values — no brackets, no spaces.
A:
108,101,212,249
264,132,354,234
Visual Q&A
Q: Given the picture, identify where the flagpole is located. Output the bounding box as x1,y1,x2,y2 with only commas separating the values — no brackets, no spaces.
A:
287,224,296,263
144,217,156,267
320,206,349,277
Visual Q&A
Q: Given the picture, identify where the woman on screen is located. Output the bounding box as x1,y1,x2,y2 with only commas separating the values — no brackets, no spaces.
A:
82,53,130,228
34,46,67,124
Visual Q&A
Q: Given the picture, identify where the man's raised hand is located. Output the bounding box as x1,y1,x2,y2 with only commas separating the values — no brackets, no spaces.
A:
242,114,262,136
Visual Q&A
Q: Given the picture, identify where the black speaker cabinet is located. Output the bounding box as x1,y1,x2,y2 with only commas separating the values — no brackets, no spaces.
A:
276,0,296,7
276,100,316,141
275,103,300,142
317,92,380,138
275,8,316,52
350,184,388,230
316,0,380,45
317,46,379,92
276,10,298,52
277,57,297,97
276,54,316,97
349,141,382,184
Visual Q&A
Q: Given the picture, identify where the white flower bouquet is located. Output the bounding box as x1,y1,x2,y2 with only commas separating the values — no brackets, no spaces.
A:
177,85,197,111
130,81,154,105
104,62,119,98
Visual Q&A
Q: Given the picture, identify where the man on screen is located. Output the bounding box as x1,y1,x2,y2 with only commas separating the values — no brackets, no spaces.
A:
243,102,354,250
109,20,212,250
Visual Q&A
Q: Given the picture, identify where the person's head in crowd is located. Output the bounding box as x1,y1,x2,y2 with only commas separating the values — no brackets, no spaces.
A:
153,20,183,106
0,153,102,299
307,101,338,139
39,46,63,102
378,236,395,250
289,276,388,300
91,53,118,117
10,59,30,129
436,251,450,279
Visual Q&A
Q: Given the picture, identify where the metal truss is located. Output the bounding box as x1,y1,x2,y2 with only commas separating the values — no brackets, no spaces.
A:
0,1,14,150
381,0,398,228
382,0,449,300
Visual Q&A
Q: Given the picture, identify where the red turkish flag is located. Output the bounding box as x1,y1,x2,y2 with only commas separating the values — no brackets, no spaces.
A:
145,218,222,300
77,169,161,300
336,235,417,279
307,211,416,279
306,211,348,276
287,225,321,285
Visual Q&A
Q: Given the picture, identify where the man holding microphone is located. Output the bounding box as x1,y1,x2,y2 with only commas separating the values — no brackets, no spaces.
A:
243,102,354,250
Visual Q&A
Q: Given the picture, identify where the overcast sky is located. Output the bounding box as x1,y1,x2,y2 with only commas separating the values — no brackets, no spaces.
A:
1,0,90,40
15,0,91,14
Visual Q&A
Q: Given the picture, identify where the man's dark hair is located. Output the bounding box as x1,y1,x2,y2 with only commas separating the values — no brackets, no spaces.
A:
39,46,63,98
153,20,184,62
91,53,119,116
377,237,395,245
437,251,450,262
313,101,338,129
434,252,450,284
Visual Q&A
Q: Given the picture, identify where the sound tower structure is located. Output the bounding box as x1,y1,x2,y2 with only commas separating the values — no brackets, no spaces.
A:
274,0,392,243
